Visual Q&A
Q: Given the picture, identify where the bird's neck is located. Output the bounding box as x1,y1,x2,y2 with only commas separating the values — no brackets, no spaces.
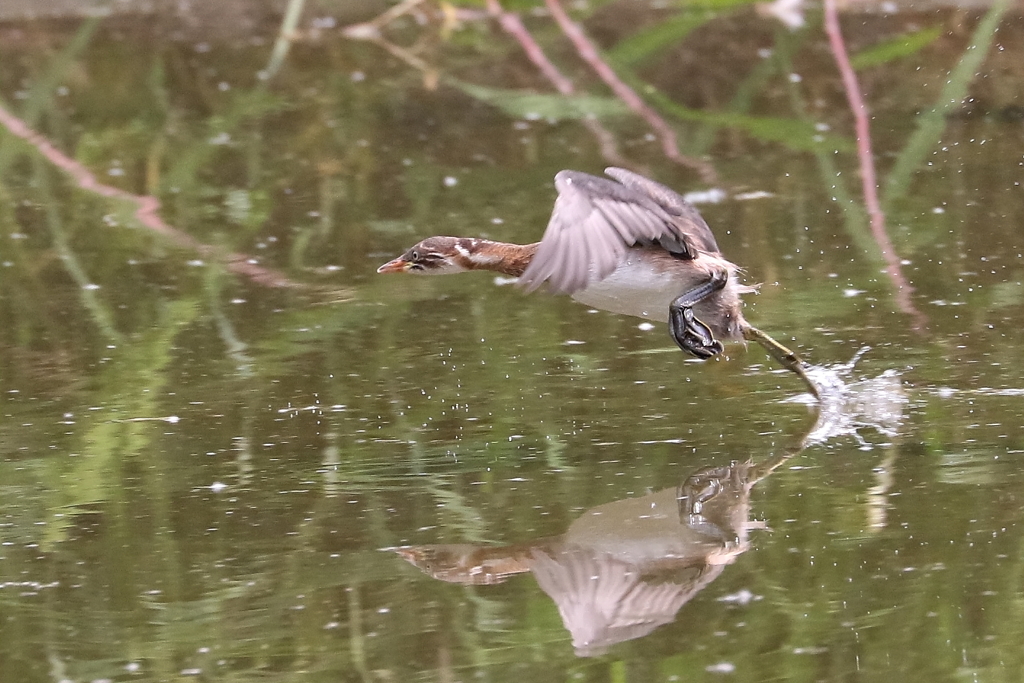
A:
455,239,539,277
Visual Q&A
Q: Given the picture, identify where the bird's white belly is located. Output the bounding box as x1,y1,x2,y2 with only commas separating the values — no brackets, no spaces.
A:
569,257,681,323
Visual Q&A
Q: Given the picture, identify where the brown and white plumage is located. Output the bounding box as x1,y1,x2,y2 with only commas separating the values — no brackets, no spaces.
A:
516,168,751,344
377,167,818,397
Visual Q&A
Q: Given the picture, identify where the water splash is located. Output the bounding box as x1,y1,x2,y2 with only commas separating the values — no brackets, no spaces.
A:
788,348,908,447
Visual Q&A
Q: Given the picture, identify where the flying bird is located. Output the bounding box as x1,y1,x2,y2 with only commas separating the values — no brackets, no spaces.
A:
378,167,818,397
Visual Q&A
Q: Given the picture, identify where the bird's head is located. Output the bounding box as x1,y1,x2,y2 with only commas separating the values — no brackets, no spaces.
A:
376,236,472,275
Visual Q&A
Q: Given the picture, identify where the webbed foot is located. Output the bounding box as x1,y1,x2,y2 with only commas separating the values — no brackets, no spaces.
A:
670,307,723,358
668,270,729,359
679,467,730,516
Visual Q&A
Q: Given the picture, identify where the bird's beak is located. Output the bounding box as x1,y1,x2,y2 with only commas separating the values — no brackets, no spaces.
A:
377,257,410,274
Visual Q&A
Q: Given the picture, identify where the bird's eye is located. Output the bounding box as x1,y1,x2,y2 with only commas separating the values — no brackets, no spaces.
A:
410,250,420,261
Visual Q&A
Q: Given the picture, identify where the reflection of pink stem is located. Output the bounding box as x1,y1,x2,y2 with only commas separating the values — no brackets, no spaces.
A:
823,0,926,330
487,0,572,94
486,0,626,167
544,0,716,183
0,103,297,288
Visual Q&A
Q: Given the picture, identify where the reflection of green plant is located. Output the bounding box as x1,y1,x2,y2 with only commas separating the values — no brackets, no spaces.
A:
0,19,101,172
43,298,201,550
609,0,758,65
653,88,853,153
849,26,943,70
453,80,629,120
1,4,1023,681
883,0,1010,204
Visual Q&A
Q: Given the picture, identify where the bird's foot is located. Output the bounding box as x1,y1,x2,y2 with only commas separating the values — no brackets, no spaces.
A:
668,270,728,359
679,468,729,516
670,306,723,359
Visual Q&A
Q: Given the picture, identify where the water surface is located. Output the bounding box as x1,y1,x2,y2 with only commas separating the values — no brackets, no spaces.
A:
1,1,1024,681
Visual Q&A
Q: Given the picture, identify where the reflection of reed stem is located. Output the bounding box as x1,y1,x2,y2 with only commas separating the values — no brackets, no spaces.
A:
263,0,307,79
822,0,926,332
205,266,253,376
543,0,716,183
866,444,898,530
34,158,122,343
486,0,626,166
0,101,299,288
487,0,572,92
347,584,372,683
822,0,881,236
368,0,427,31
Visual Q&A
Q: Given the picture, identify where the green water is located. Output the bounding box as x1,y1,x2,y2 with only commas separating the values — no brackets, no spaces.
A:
2,2,1024,681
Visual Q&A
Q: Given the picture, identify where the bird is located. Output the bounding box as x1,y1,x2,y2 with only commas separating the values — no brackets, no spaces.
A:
377,167,818,397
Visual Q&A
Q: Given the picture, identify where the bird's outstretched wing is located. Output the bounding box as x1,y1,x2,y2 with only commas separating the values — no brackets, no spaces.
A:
518,168,718,294
603,168,720,254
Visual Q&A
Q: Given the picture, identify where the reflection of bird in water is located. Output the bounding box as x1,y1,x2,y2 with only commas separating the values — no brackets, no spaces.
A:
396,460,779,656
378,167,818,398
393,365,910,654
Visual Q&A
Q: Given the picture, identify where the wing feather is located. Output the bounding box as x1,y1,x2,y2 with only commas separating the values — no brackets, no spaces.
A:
604,167,720,254
519,169,717,294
